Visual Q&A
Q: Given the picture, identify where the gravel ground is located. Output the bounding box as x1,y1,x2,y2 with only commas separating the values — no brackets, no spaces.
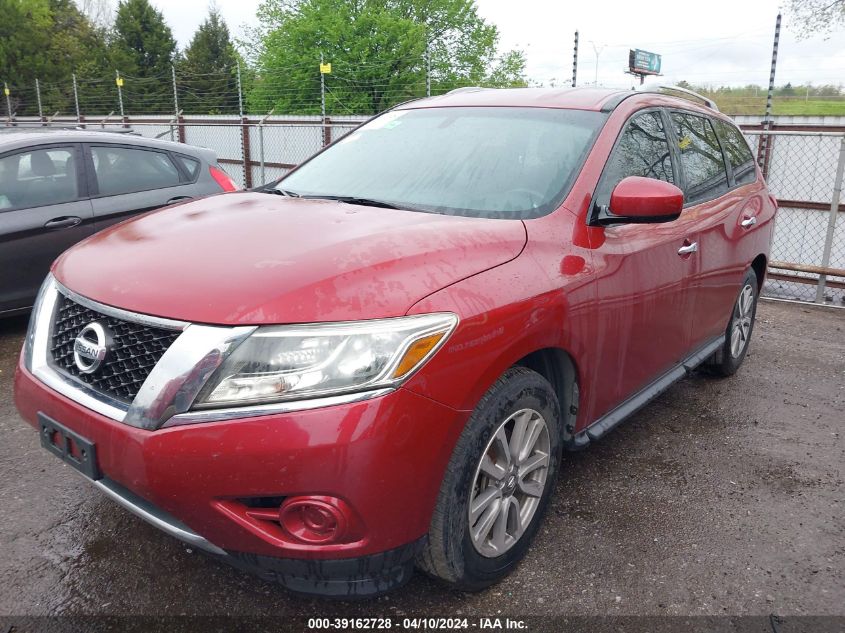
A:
0,299,842,623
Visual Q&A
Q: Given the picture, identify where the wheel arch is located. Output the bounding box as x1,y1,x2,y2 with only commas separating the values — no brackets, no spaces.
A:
512,347,580,443
751,253,767,290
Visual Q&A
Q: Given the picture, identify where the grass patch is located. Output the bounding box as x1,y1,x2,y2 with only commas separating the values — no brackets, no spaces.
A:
708,96,845,116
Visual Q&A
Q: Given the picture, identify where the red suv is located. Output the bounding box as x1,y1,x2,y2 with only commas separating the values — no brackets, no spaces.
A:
15,87,775,597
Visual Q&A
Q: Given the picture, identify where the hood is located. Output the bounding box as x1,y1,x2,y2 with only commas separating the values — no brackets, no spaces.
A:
53,192,527,325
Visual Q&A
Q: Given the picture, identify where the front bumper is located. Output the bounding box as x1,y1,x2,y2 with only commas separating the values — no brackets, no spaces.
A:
15,359,469,595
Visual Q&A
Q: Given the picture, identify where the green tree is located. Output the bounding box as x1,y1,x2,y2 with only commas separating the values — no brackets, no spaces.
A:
110,0,178,112
177,6,241,114
788,0,845,38
0,0,111,116
244,0,526,115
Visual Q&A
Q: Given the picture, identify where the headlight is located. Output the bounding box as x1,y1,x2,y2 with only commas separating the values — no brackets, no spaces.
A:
23,274,55,372
193,313,458,408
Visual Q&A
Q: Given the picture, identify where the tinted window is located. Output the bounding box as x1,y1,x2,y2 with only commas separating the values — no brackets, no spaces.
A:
91,146,180,196
596,111,675,206
174,154,200,180
670,113,729,204
0,147,79,210
713,119,757,186
278,107,606,219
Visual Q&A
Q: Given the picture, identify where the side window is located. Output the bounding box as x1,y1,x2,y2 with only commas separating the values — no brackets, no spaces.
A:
713,119,757,186
173,154,200,180
596,111,675,206
0,147,79,210
91,146,181,196
670,112,729,205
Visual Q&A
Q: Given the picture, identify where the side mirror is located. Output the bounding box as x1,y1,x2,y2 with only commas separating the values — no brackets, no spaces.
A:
598,176,684,225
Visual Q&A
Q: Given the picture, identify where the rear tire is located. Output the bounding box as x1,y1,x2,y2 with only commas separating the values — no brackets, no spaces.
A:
417,367,561,591
709,268,759,377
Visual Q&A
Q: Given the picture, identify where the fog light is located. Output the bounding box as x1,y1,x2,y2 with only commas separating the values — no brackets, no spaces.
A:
279,496,350,544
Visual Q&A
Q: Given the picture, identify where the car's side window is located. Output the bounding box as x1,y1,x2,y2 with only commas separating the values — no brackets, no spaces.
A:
595,111,675,207
713,119,757,187
173,154,201,180
670,112,729,205
91,146,181,197
0,147,79,211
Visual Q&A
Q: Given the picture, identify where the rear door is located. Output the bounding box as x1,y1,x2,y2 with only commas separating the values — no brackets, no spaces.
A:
587,110,699,419
0,143,94,312
667,111,744,348
84,143,199,231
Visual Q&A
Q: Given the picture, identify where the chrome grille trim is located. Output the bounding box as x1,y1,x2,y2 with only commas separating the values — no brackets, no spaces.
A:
26,275,256,429
56,280,189,331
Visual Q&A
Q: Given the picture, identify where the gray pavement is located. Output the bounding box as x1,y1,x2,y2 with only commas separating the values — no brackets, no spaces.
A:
0,300,842,617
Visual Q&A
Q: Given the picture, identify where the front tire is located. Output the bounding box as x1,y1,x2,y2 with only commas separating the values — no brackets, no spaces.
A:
709,268,759,377
417,367,562,591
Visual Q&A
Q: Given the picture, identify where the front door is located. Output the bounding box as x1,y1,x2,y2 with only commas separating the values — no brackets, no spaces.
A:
586,109,699,421
0,144,94,312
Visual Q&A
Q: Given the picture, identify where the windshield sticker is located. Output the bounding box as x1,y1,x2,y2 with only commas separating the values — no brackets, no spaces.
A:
364,110,406,131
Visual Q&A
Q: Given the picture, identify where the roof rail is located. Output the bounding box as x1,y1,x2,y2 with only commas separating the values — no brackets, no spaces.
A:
446,86,487,95
641,85,719,111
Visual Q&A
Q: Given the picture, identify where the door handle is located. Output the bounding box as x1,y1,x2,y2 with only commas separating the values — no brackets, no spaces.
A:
740,216,757,228
677,242,698,256
166,196,192,205
44,216,82,229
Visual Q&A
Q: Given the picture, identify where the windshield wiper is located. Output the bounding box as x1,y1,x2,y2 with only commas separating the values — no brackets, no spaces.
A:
300,195,406,210
264,187,300,197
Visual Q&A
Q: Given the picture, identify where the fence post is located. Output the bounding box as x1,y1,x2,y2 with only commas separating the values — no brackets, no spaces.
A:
425,41,431,97
815,135,845,303
3,82,11,122
115,71,126,127
323,116,332,147
171,64,179,119
241,116,253,189
72,73,82,126
258,108,274,186
35,78,43,121
236,60,244,117
177,112,185,143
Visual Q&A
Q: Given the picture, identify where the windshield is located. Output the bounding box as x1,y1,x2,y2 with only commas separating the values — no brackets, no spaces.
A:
276,107,606,219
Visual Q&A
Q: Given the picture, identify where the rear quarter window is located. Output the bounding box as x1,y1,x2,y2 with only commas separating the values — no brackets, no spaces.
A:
173,154,201,180
713,119,758,186
91,145,181,196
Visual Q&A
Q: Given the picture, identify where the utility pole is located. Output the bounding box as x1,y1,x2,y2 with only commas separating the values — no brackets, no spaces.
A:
35,79,43,119
759,13,781,174
591,41,606,86
72,73,81,124
571,31,578,88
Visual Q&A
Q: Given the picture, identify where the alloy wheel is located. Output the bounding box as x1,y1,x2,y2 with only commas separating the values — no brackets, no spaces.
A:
468,408,551,558
730,284,755,358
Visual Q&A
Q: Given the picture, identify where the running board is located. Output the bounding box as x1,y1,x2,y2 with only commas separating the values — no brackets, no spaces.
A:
569,336,724,449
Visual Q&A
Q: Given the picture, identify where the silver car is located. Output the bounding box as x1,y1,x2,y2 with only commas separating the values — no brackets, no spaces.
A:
0,128,237,316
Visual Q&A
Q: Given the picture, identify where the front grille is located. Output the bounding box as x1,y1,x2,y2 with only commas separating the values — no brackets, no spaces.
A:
50,293,182,404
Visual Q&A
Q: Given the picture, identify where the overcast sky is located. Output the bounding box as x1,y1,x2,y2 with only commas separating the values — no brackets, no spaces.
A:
148,0,845,89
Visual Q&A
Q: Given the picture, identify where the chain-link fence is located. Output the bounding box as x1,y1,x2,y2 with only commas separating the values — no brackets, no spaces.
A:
3,114,366,189
4,116,844,306
745,129,845,306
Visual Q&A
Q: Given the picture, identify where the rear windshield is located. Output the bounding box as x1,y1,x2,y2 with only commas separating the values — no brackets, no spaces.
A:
277,107,606,219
